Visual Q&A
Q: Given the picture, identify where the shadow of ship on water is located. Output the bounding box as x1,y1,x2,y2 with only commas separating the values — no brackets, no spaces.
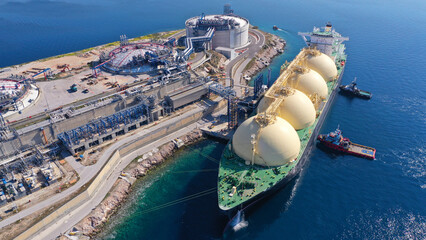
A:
173,139,307,240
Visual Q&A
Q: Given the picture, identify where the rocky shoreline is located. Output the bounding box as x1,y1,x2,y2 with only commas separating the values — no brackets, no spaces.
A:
66,129,204,239
56,31,286,240
244,31,286,78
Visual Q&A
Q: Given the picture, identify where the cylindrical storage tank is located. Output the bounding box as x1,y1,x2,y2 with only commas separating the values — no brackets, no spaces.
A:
305,52,338,81
287,68,328,99
230,20,249,48
185,17,199,38
257,89,316,130
185,15,249,49
212,30,230,49
232,116,301,167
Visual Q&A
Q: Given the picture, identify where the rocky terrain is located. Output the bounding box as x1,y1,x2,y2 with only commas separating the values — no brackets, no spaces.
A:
69,129,204,238
244,32,286,78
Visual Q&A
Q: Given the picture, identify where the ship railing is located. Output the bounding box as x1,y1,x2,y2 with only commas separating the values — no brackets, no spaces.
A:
350,142,376,151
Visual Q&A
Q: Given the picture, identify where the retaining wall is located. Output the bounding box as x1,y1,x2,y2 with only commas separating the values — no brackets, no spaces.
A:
15,98,226,240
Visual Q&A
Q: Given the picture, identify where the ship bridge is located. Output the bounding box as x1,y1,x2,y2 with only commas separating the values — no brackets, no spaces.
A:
298,22,349,57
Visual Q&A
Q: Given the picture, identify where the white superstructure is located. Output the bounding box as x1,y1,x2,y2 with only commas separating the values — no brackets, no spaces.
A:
298,22,349,57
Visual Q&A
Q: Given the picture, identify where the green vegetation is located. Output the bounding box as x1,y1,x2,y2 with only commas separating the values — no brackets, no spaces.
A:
130,33,161,42
130,29,183,42
15,115,50,130
39,53,75,62
103,41,120,48
244,57,256,71
40,47,97,62
2,29,183,70
131,156,142,164
162,29,183,38
74,104,86,111
209,50,224,66
22,29,182,64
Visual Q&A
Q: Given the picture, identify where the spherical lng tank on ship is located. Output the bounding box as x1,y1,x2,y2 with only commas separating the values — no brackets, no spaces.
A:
232,116,301,167
185,15,249,49
304,51,338,81
287,67,328,99
257,88,316,130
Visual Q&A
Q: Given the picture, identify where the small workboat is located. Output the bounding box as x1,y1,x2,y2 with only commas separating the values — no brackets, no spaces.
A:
317,128,376,160
339,78,372,99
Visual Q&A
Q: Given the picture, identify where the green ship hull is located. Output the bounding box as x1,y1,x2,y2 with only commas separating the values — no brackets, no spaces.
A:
217,24,348,216
218,60,345,212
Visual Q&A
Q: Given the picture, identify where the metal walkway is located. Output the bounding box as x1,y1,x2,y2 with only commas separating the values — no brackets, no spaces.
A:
181,27,215,60
57,103,150,147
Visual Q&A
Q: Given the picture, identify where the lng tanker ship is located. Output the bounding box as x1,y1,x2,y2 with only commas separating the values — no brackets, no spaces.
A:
217,23,349,216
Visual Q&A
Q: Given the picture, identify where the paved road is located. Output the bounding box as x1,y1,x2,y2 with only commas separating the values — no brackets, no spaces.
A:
169,29,185,40
187,52,207,69
1,29,266,239
225,29,266,80
61,151,84,175
0,159,97,229
6,30,186,123
0,105,205,231
232,58,255,97
219,29,265,97
33,121,202,240
6,71,108,122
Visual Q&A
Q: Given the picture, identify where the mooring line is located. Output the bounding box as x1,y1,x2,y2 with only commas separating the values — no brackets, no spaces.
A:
184,145,220,164
172,169,218,174
137,187,217,215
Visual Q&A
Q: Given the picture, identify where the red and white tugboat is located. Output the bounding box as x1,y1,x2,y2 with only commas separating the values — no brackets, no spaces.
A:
317,128,376,160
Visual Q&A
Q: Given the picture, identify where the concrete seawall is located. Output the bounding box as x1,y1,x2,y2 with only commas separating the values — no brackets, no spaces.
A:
73,129,204,237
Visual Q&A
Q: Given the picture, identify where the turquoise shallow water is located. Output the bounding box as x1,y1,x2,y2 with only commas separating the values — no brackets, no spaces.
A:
1,0,425,239
98,140,227,240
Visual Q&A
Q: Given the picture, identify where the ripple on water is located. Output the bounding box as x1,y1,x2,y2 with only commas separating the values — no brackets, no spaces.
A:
338,208,426,240
375,94,426,124
97,174,160,240
383,144,426,188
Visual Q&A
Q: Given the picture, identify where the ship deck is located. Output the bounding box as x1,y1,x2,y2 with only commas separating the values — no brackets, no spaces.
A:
218,54,347,210
349,143,376,158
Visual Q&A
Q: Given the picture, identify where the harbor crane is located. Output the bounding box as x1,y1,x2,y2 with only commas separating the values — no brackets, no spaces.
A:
20,68,51,83
92,58,115,78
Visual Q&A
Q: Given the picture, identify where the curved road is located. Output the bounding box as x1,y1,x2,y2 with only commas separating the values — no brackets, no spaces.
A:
0,105,207,237
225,29,265,80
33,118,204,240
0,29,266,239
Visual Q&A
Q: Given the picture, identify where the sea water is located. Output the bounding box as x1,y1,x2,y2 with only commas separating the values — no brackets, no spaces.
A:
1,0,425,239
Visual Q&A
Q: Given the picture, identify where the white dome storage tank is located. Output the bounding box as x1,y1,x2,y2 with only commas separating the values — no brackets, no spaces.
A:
232,116,301,167
304,51,337,81
287,68,328,99
257,88,316,130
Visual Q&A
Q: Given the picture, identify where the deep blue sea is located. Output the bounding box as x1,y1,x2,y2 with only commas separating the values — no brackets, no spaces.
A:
1,0,425,239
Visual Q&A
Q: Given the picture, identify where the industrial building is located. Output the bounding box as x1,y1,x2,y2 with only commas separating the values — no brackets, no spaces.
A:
99,41,172,75
165,82,209,110
0,78,29,112
0,4,253,165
